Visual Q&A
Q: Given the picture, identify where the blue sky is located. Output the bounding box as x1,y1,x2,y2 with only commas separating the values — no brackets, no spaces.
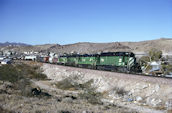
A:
0,0,172,45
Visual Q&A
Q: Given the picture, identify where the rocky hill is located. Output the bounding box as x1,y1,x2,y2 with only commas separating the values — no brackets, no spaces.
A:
0,38,172,54
121,38,172,53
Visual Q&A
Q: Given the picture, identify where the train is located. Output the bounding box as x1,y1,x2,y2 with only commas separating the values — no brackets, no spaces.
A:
37,52,142,74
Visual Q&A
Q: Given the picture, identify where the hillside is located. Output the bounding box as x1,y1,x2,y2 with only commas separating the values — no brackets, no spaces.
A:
121,38,172,53
0,38,172,54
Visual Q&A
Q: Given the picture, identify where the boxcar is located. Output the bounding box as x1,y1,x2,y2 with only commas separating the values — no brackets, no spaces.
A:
37,56,44,62
52,58,58,64
43,57,49,63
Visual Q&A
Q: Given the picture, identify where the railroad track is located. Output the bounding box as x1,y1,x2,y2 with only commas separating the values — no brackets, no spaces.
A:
18,60,172,79
43,62,172,79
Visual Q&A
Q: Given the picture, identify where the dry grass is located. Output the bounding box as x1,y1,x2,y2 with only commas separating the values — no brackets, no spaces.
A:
55,77,79,90
78,87,103,105
0,106,14,113
55,77,103,105
55,76,94,91
0,63,47,97
167,109,172,113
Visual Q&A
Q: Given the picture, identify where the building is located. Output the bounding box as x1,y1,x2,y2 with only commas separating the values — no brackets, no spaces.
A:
24,55,37,61
1,59,12,65
3,51,12,56
0,56,5,63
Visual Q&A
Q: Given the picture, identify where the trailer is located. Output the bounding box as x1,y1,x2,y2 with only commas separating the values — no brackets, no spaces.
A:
25,55,37,61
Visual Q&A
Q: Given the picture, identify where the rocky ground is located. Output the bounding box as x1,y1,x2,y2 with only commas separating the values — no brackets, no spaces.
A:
0,62,137,113
0,62,172,113
41,63,172,113
0,79,137,113
0,83,134,113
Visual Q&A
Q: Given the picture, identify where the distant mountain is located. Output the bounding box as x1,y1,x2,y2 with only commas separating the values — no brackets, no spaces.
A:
0,38,172,54
0,42,30,47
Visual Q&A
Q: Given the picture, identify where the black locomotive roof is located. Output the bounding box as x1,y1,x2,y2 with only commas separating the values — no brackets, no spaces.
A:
60,52,135,57
60,55,67,57
60,54,99,57
100,52,135,57
60,54,79,57
81,54,99,57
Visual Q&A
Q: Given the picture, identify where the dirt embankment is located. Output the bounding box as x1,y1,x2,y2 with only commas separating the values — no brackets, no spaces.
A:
41,63,172,113
1,61,172,113
0,62,137,113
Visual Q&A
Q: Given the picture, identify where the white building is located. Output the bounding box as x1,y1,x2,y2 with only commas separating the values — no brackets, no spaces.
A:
25,55,37,61
3,51,12,56
150,61,161,72
1,59,12,64
0,56,5,61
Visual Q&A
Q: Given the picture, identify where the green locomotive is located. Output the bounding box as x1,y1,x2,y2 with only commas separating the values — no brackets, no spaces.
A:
58,56,68,65
58,52,141,73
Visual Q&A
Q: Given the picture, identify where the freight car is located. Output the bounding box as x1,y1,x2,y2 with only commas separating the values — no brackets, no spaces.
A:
57,52,142,73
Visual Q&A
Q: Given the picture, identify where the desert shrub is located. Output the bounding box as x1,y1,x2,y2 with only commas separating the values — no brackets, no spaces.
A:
167,109,172,113
139,56,150,63
29,72,47,80
139,49,163,73
55,77,102,104
0,63,47,82
0,63,47,97
139,49,162,64
59,110,71,113
149,48,162,61
113,87,127,96
162,64,172,75
55,77,79,90
14,78,32,97
56,76,94,91
15,63,47,80
79,79,93,89
35,110,42,113
0,65,23,83
79,87,103,105
0,106,14,113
